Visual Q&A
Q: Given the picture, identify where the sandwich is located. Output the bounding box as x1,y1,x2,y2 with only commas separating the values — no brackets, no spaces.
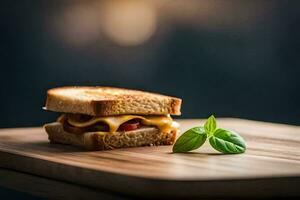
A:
43,86,182,150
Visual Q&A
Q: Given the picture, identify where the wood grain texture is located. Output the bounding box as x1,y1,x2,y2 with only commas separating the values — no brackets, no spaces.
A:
0,169,126,200
0,118,299,198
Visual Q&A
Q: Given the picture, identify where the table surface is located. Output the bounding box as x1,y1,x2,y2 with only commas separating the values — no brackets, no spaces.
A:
0,118,299,199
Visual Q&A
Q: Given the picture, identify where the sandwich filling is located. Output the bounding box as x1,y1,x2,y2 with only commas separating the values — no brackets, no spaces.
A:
58,114,178,134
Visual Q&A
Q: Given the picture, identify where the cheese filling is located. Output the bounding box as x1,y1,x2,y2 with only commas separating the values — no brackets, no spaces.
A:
61,114,178,133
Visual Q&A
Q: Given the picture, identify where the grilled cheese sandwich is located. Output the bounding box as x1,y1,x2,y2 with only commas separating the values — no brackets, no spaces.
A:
44,86,182,150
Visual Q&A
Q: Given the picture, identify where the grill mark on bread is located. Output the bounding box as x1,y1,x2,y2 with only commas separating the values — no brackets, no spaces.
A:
92,100,115,116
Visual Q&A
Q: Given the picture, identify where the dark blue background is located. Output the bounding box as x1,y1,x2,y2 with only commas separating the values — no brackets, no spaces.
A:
1,0,300,129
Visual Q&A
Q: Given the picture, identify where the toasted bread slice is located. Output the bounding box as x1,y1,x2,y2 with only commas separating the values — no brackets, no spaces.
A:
45,86,181,116
44,122,177,150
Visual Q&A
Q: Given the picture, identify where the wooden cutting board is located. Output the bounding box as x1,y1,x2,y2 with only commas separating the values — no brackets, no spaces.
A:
0,118,299,198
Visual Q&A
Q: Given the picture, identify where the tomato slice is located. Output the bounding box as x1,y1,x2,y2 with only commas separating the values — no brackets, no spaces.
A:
119,120,140,132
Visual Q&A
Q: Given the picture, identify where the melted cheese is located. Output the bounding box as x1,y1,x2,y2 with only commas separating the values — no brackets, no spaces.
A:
66,114,177,133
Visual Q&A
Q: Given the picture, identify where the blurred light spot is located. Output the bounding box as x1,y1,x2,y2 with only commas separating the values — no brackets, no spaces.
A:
53,4,101,46
101,0,157,46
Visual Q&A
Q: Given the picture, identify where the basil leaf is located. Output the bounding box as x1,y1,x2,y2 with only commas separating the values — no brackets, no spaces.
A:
172,127,207,153
209,128,246,154
204,115,217,135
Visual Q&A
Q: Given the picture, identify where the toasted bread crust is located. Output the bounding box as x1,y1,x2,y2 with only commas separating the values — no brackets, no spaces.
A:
44,122,177,150
45,86,181,116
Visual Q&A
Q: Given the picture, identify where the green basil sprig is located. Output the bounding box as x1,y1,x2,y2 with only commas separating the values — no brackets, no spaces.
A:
172,115,246,154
